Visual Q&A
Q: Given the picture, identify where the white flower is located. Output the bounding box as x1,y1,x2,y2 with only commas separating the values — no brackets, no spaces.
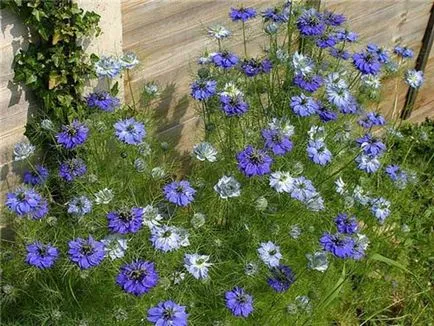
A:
306,251,329,272
214,175,241,199
94,188,114,205
13,141,35,161
295,295,312,313
193,142,218,162
353,185,372,206
220,82,243,98
292,51,314,76
172,271,186,285
255,196,268,211
355,234,370,251
361,74,381,89
101,235,128,260
276,48,289,62
308,125,326,141
144,82,159,96
268,117,295,138
119,52,139,70
269,171,294,193
142,205,163,229
405,69,424,88
191,212,206,229
184,254,213,280
207,24,231,40
40,119,55,131
305,194,325,212
289,225,302,239
335,177,347,195
257,241,282,267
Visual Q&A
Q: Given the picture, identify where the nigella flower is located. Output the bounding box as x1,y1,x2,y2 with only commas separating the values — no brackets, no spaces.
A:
290,94,319,117
25,241,59,269
405,69,424,88
269,171,294,193
268,117,295,138
142,205,163,229
219,94,249,117
240,58,272,77
315,33,337,48
316,103,338,122
367,43,389,64
191,212,206,229
59,157,87,182
86,91,120,112
307,140,332,166
292,52,314,76
329,47,350,60
190,79,217,101
147,300,188,326
289,224,302,239
163,180,196,207
225,287,254,318
394,46,414,59
101,235,128,260
116,260,159,296
193,142,218,162
335,213,358,234
150,225,189,252
361,74,381,90
267,265,295,292
220,81,243,98
94,188,114,205
208,24,231,40
67,195,93,217
296,8,325,36
56,120,89,150
236,146,273,177
358,111,386,128
13,141,35,161
356,133,386,157
306,251,329,272
261,7,288,23
335,177,347,195
214,175,241,199
245,262,259,276
23,164,49,186
184,253,213,279
293,73,323,93
211,51,239,69
41,119,55,131
95,56,122,78
325,83,351,108
291,177,317,202
119,52,139,69
5,187,48,219
114,118,146,145
107,207,144,234
352,234,369,260
385,165,408,189
323,10,345,26
257,241,282,267
229,7,257,22
335,29,358,42
352,50,382,75
320,233,355,259
370,197,391,223
305,193,325,212
262,129,293,156
68,236,105,269
355,154,381,173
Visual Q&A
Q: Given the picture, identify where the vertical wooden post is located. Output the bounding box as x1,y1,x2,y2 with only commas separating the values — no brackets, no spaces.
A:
401,3,434,119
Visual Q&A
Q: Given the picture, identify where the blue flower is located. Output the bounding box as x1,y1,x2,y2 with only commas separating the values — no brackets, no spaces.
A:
405,70,424,88
267,265,295,292
150,225,189,252
290,94,319,117
116,260,159,296
225,287,254,318
25,241,59,269
212,52,239,69
229,7,257,22
86,91,120,112
95,56,122,78
257,241,282,267
147,300,188,326
23,165,49,186
370,197,391,223
358,111,386,128
329,47,350,60
261,7,288,23
114,118,146,145
367,43,389,64
320,233,355,259
335,29,358,42
262,129,293,156
293,73,323,93
317,103,338,122
237,146,273,177
394,46,414,59
5,187,48,220
119,52,139,69
59,158,87,182
107,207,144,234
355,154,381,173
163,180,196,207
219,94,249,117
291,177,317,202
323,10,346,26
356,133,386,157
352,50,382,75
307,140,332,166
191,80,217,101
56,120,89,150
68,236,105,269
335,213,358,234
67,195,92,217
241,58,272,77
297,9,325,36
315,33,337,48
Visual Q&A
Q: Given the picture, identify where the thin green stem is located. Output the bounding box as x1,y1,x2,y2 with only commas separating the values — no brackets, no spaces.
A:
126,70,137,112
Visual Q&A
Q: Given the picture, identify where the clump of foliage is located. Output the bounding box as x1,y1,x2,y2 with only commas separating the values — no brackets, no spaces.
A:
1,1,433,325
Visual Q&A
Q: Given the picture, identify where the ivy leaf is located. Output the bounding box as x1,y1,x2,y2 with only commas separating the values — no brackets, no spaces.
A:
48,72,62,89
25,74,37,85
52,31,62,45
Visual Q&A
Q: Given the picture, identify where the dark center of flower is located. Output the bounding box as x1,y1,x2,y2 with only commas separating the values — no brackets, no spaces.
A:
119,211,133,222
237,294,248,304
269,249,277,255
38,246,48,257
80,244,94,256
126,124,135,132
67,126,77,136
176,186,184,193
162,230,172,238
249,150,265,164
17,192,26,201
271,133,282,143
163,307,175,320
128,268,146,281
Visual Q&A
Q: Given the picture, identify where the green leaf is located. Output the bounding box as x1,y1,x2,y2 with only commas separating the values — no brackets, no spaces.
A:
110,81,119,96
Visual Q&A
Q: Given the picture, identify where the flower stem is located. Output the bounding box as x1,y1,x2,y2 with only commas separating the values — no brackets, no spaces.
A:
242,21,248,57
126,70,137,112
